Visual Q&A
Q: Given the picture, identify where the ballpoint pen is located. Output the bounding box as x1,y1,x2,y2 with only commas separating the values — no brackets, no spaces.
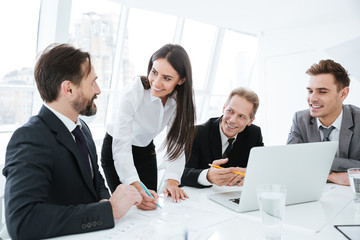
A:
138,181,162,209
208,164,245,176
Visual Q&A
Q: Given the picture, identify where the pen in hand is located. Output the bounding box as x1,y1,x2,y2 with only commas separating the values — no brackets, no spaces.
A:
208,163,245,176
138,181,162,209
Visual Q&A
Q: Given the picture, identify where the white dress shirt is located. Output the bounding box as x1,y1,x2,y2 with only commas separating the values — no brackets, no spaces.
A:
317,109,342,157
106,77,185,185
316,110,342,141
197,121,238,186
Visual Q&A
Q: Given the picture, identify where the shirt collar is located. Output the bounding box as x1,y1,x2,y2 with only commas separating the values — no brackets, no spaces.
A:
149,92,159,103
149,91,177,110
44,103,81,132
316,109,343,130
219,118,238,146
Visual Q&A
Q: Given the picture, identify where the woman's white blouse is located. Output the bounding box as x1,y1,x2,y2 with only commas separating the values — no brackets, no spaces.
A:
106,77,185,186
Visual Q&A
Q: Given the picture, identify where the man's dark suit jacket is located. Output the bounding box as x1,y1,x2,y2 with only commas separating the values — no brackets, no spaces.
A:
3,106,114,240
181,117,264,188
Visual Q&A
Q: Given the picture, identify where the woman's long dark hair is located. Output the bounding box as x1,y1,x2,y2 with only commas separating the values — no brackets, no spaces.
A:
142,44,196,161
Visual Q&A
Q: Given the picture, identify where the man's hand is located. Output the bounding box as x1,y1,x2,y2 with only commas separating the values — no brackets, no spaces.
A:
109,184,142,219
207,158,245,186
228,167,246,186
328,172,350,186
163,179,189,203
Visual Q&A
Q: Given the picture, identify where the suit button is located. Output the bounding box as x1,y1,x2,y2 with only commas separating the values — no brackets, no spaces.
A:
87,222,92,228
81,224,87,229
92,221,97,227
97,220,102,226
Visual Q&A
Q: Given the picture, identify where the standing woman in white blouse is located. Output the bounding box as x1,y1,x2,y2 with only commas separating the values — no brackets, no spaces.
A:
101,44,196,210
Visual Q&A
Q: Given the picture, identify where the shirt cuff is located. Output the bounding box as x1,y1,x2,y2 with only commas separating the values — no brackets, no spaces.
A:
198,169,213,186
163,172,181,183
122,176,140,185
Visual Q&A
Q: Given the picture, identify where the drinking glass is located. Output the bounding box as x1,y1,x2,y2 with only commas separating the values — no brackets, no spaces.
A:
348,168,360,203
257,184,287,240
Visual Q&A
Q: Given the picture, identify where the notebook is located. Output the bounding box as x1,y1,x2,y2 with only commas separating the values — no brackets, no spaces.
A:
207,141,338,212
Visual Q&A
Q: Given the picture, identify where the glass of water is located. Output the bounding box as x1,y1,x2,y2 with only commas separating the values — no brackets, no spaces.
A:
257,184,287,240
348,168,360,203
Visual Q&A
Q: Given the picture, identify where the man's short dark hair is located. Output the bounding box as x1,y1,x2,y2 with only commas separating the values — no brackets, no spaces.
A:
306,59,350,91
34,43,91,102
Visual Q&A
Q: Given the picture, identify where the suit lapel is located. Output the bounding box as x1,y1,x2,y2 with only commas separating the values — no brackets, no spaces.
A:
38,106,97,199
308,117,321,142
208,117,223,159
339,105,353,158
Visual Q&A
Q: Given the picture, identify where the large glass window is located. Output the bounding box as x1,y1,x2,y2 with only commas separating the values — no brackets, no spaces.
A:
0,0,40,129
213,30,258,95
125,8,177,83
69,0,122,126
206,30,258,121
181,19,216,90
0,2,260,163
0,0,41,164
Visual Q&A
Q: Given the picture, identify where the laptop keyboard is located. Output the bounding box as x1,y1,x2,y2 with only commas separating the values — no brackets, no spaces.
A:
229,198,240,204
229,192,242,204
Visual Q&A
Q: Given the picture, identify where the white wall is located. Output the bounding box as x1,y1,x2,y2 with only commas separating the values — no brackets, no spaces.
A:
256,21,360,145
115,0,360,146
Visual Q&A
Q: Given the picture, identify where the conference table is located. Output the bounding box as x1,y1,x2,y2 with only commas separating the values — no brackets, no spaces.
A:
47,183,359,240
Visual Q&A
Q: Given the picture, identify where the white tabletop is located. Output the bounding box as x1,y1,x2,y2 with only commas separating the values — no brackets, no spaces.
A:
45,183,358,240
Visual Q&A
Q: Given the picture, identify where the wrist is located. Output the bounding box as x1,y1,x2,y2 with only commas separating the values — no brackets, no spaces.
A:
109,196,120,219
167,179,179,186
206,169,214,184
131,181,143,192
199,169,213,186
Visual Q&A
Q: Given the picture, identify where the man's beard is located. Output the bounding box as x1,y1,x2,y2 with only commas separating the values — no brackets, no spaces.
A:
72,94,97,116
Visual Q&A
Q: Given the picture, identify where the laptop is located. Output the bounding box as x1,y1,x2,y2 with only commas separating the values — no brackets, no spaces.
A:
207,141,338,212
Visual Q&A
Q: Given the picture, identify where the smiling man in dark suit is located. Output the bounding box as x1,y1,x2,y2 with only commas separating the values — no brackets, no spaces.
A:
287,59,360,186
181,87,264,188
3,44,141,240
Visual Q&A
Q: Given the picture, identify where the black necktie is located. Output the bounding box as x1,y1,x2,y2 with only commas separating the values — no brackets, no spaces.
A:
72,126,92,178
319,125,335,141
222,138,235,158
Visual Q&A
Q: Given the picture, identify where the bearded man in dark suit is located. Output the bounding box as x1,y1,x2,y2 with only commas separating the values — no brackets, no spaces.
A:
3,44,141,240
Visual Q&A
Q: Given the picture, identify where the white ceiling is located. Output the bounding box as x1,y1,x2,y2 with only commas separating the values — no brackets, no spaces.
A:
115,0,360,35
114,0,360,80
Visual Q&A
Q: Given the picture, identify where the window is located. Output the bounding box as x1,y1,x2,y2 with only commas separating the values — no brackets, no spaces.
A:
126,8,177,83
68,0,122,126
0,0,41,129
213,30,258,95
181,19,216,90
0,3,260,163
0,0,41,164
206,30,258,120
